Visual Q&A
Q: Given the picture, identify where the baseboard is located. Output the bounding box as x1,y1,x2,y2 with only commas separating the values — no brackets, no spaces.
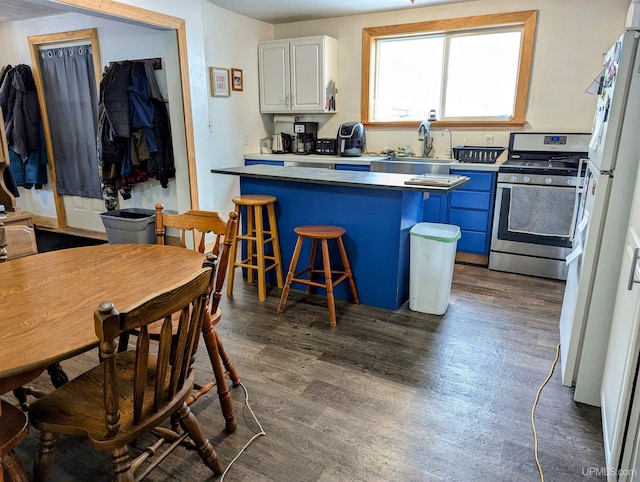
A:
455,252,488,266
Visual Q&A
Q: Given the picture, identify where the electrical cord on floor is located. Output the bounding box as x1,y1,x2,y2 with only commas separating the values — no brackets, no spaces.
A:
220,382,266,482
531,343,561,482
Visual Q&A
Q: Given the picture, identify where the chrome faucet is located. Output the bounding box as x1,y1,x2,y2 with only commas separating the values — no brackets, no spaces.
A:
441,129,453,159
417,121,433,157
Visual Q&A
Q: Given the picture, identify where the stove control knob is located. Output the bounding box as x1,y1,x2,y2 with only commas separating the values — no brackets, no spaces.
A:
510,175,518,182
566,177,577,186
523,175,531,183
544,177,553,185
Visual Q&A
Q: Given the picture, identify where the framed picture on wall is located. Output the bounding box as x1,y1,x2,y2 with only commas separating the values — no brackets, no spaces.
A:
210,67,230,97
231,68,243,91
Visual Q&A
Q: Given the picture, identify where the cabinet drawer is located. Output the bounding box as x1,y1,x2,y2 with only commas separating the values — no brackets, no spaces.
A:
457,229,488,254
449,208,489,232
451,170,495,191
449,191,491,210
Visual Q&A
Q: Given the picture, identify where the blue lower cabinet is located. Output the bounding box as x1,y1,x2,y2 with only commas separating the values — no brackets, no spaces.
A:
423,192,448,223
447,169,497,259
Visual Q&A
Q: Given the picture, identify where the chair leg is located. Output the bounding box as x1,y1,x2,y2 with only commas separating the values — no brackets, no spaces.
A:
278,236,304,314
254,205,267,301
33,431,58,482
266,203,284,288
215,330,240,386
200,319,236,433
321,239,337,326
2,450,28,482
337,236,360,304
12,387,28,411
176,402,223,475
117,332,131,353
111,445,134,482
226,205,241,297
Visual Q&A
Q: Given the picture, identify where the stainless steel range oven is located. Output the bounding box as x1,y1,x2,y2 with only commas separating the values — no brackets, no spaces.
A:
489,132,590,280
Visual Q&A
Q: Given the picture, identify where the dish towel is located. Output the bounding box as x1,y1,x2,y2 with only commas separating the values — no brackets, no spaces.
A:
508,185,576,237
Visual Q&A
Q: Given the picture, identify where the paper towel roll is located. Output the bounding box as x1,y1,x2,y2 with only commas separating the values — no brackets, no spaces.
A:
274,115,297,123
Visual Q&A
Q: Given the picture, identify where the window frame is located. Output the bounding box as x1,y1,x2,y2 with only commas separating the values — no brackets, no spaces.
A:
361,10,538,130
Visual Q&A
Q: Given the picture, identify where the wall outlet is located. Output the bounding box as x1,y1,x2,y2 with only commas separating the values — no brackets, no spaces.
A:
484,135,495,146
244,134,249,145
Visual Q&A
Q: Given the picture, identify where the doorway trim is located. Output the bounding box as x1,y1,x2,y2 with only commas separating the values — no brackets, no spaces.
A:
36,0,199,229
28,28,102,229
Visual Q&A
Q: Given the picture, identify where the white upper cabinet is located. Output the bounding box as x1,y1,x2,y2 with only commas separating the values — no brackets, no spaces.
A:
258,35,337,113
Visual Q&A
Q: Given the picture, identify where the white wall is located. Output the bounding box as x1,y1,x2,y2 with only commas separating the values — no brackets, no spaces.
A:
272,0,630,157
201,3,273,217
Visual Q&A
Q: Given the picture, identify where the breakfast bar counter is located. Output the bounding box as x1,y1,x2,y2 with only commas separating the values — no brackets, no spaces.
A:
212,165,468,311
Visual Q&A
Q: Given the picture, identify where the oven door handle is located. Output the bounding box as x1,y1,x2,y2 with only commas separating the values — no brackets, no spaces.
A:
569,158,585,243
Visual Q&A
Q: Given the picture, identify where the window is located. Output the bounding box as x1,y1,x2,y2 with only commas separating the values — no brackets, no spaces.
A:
362,10,538,129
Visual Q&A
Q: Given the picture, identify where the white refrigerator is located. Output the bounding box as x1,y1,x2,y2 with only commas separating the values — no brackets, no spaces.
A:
559,29,640,407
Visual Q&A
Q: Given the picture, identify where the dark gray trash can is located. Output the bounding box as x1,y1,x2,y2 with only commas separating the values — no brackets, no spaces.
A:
99,208,156,244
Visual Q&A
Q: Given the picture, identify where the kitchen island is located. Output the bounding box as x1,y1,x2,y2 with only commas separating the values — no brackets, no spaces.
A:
212,165,468,311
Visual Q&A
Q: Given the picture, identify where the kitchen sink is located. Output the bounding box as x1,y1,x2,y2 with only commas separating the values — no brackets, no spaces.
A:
370,158,454,175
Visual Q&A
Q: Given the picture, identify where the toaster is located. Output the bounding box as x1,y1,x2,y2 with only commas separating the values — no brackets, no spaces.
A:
316,138,337,155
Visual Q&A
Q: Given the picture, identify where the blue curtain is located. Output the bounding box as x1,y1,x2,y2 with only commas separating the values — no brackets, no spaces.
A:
38,44,101,199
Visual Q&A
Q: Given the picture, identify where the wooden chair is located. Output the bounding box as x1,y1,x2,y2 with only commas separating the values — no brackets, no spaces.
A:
1,399,29,482
154,203,240,433
0,223,7,262
28,268,223,481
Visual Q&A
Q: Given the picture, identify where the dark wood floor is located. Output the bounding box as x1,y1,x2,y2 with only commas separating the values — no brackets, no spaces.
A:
7,263,605,481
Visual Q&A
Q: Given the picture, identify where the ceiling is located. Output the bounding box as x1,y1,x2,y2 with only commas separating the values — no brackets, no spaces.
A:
205,0,471,24
0,0,67,23
0,0,471,25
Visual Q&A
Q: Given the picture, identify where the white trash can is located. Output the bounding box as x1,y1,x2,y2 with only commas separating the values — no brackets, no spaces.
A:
409,222,461,315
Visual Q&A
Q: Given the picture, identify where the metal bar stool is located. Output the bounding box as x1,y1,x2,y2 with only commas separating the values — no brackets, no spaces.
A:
227,194,284,301
278,225,359,326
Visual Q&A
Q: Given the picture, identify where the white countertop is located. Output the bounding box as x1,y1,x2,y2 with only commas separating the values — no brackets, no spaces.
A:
212,165,469,192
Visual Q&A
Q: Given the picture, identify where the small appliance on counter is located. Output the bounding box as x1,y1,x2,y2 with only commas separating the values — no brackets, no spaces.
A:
316,138,337,155
271,132,292,153
293,121,318,154
337,122,366,157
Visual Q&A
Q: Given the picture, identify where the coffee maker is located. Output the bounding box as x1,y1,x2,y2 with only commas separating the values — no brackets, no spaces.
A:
293,121,318,154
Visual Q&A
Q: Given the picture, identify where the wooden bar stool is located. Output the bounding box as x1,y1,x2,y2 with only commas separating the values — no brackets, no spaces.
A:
227,194,284,301
278,225,359,326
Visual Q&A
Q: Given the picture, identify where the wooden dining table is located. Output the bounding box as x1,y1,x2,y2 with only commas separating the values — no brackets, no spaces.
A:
0,243,238,481
0,243,211,389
